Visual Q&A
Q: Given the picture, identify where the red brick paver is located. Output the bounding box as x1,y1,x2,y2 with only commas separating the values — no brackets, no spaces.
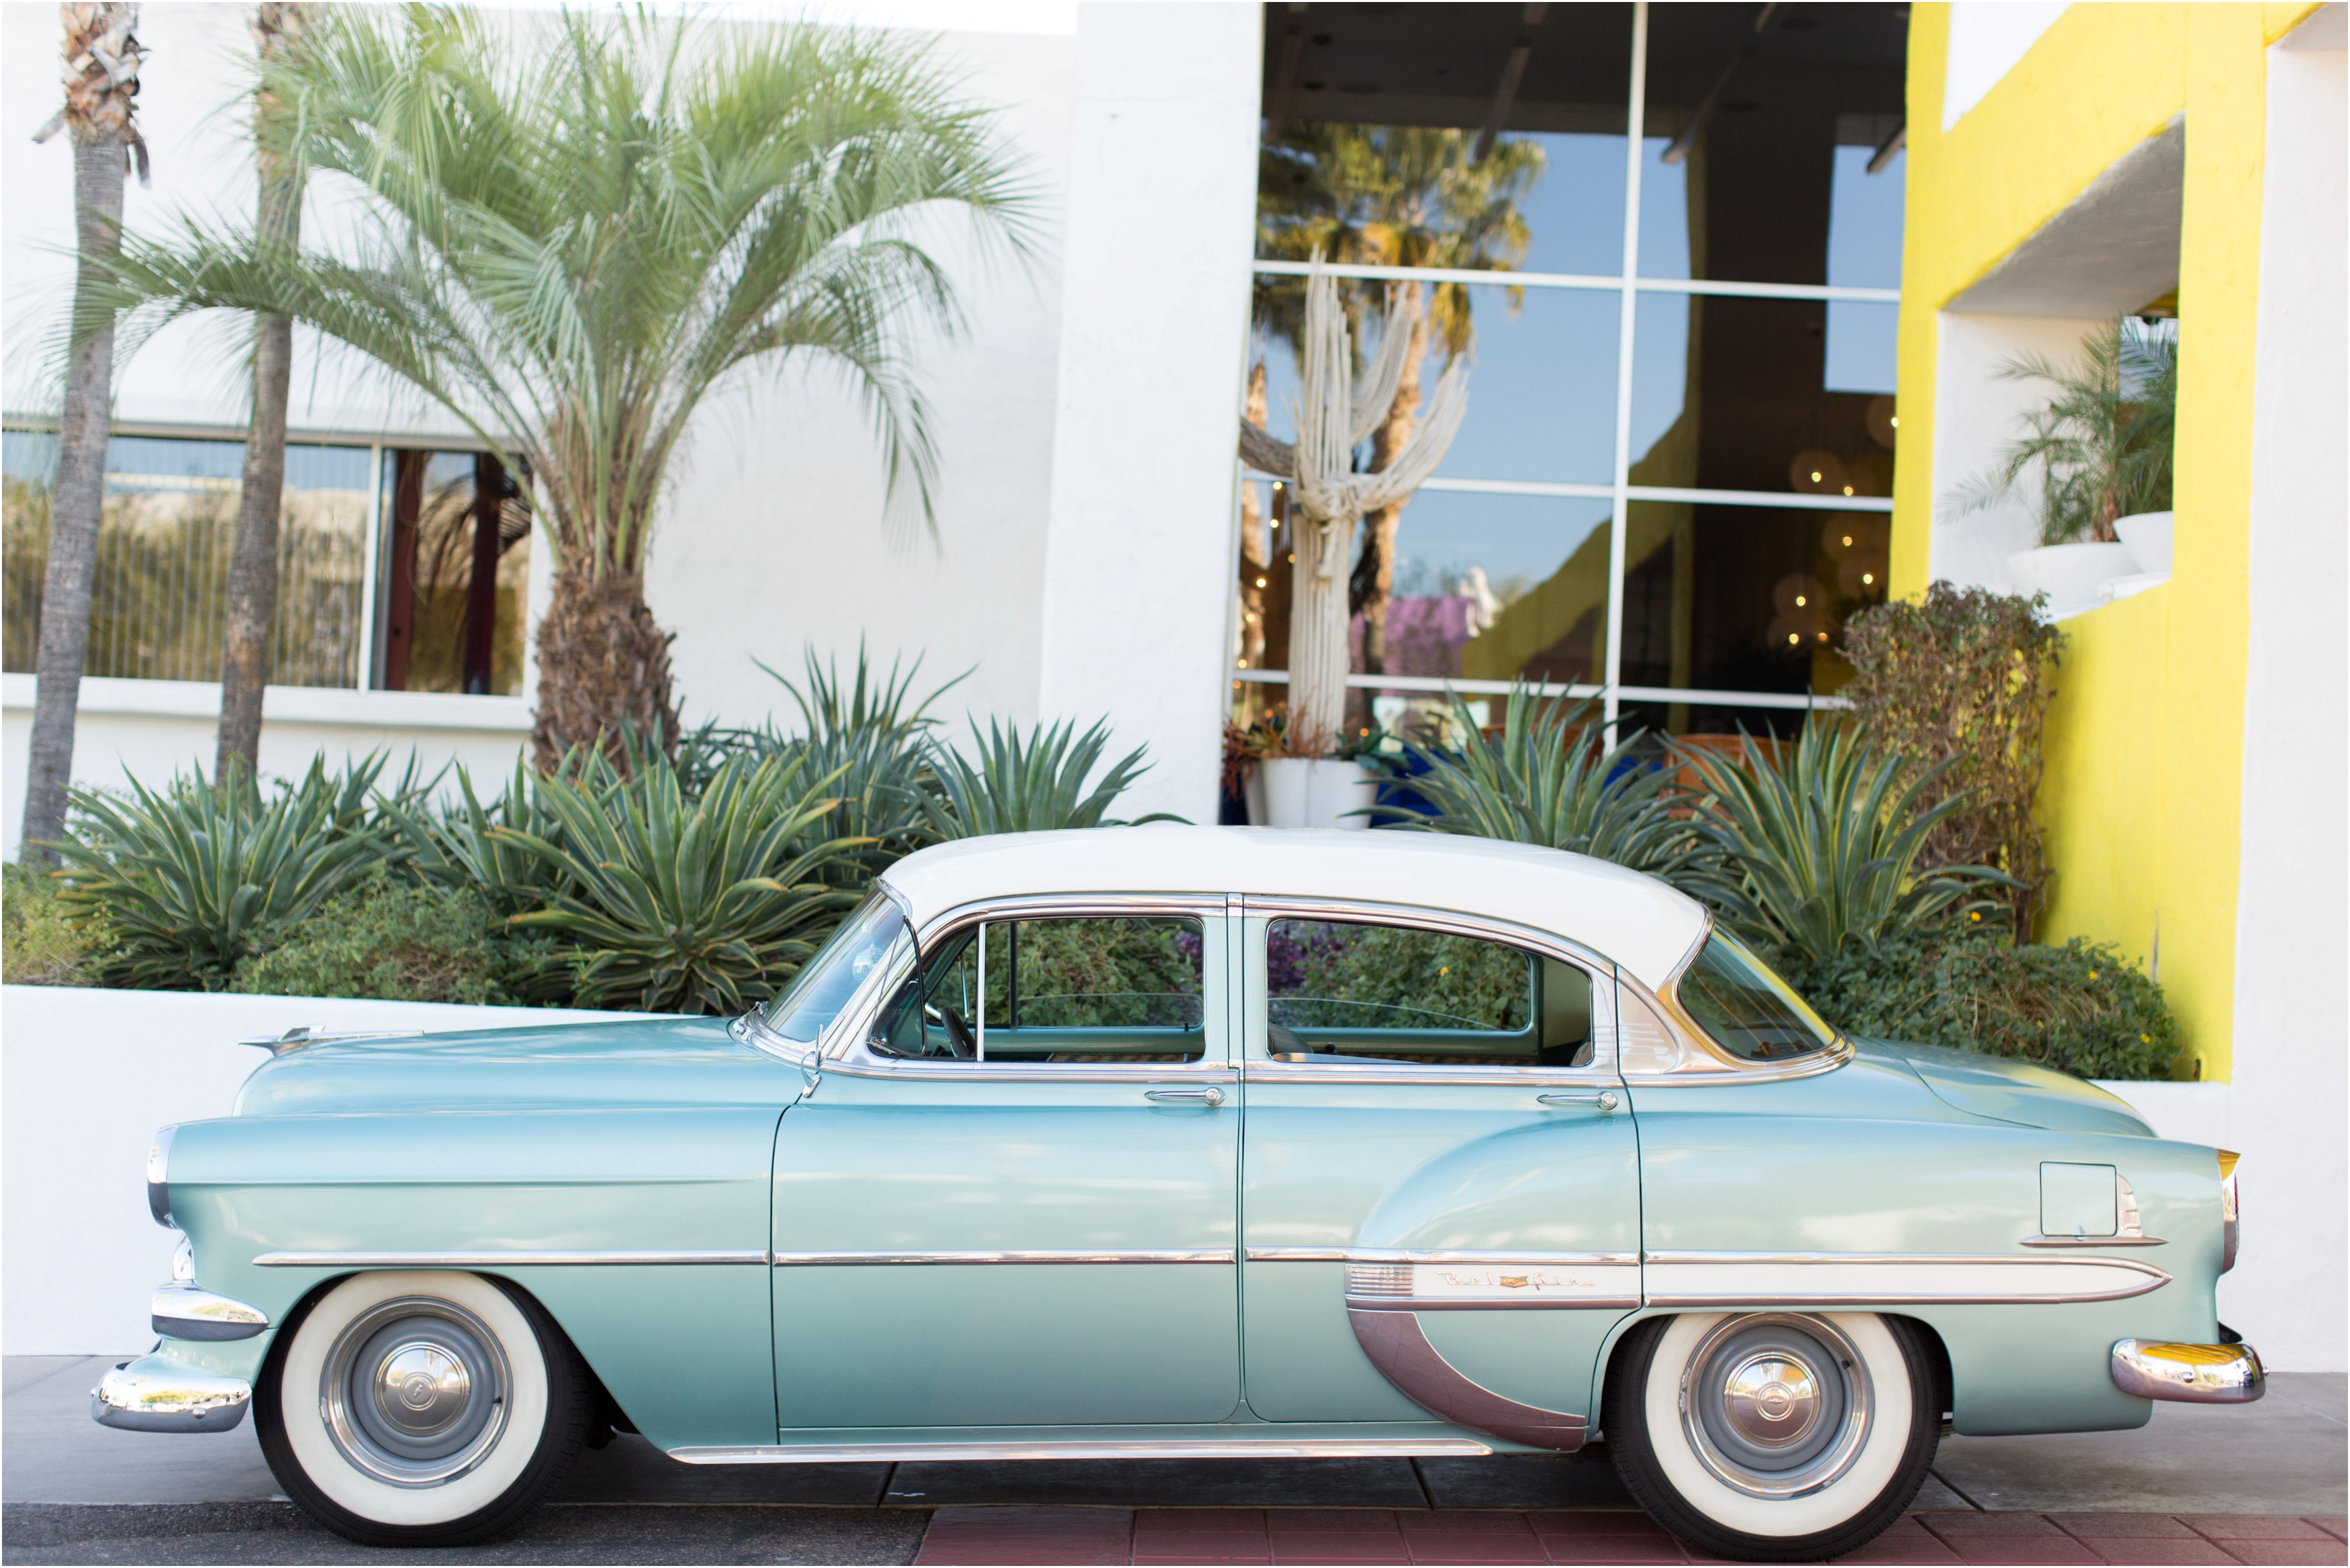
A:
914,1510,2350,1567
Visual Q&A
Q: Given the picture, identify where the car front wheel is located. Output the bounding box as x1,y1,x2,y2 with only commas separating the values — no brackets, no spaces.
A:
256,1271,590,1546
1605,1311,1939,1563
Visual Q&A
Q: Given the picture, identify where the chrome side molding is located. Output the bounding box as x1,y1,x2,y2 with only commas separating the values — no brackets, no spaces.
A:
669,1436,1495,1463
150,1285,269,1341
771,1249,1235,1266
2111,1339,2265,1404
254,1249,767,1267
91,1353,252,1433
1643,1251,2171,1306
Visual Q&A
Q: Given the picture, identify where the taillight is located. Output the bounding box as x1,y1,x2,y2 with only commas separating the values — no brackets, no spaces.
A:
2217,1149,2240,1273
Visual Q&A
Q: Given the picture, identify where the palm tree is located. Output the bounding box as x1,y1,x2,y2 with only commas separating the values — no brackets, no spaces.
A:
216,2,308,783
19,2,147,867
92,7,1031,769
1256,126,1542,675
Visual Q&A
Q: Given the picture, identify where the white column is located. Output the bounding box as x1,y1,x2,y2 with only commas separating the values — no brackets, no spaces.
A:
2220,21,2346,1373
1034,2,1262,824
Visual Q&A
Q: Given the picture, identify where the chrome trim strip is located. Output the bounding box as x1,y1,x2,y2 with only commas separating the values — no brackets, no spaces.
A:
669,1438,1495,1463
1347,1295,1644,1312
150,1285,270,1341
824,1059,1239,1084
771,1249,1235,1266
1247,1248,1640,1265
253,1250,767,1267
1643,1251,2170,1306
2020,1234,2171,1248
2111,1339,2265,1404
1242,1063,1627,1089
91,1353,252,1433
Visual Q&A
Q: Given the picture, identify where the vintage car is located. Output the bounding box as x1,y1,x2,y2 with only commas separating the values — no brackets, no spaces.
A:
100,828,2260,1559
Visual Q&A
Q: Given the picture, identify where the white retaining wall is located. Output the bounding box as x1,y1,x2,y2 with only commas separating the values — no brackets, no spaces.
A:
1,985,2269,1361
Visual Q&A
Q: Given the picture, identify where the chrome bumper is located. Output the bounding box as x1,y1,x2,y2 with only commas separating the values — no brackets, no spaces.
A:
150,1283,269,1341
2111,1338,2265,1404
91,1352,252,1432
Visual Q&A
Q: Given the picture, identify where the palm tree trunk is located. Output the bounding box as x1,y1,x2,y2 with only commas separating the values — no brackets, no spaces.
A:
21,138,128,865
530,567,677,771
217,2,306,781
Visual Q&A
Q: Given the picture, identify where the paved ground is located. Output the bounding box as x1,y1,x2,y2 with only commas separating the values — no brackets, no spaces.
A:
6,1357,2341,1565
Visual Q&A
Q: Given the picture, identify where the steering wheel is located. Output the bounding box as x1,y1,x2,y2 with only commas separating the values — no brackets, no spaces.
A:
925,1002,978,1060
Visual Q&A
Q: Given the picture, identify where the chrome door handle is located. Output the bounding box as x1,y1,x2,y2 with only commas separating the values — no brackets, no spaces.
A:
1538,1091,1619,1112
1145,1087,1225,1108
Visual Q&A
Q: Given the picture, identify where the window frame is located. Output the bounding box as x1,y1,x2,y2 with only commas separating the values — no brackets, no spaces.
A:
1237,895,1622,1087
823,893,1235,1083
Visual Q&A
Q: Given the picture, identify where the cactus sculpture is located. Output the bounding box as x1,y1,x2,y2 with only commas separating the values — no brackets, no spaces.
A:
1240,262,1468,744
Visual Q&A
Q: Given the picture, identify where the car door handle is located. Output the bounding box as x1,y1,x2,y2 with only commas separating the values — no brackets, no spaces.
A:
1538,1091,1620,1112
1145,1087,1225,1108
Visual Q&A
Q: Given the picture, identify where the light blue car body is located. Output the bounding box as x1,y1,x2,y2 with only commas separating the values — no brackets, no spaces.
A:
146,830,2232,1458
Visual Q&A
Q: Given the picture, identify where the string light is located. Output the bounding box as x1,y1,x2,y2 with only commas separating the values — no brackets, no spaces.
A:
1794,594,1807,607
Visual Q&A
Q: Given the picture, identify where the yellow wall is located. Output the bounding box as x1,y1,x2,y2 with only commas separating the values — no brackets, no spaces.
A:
1893,3,2317,1080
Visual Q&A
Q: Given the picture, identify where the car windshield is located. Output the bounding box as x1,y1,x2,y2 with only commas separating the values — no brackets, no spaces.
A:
1673,930,1840,1063
763,893,908,1042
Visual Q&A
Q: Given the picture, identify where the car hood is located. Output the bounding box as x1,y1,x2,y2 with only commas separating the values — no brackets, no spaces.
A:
234,1016,805,1116
1871,1038,2153,1136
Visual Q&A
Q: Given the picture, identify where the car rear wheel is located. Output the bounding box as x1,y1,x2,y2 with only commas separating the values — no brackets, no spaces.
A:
256,1271,590,1546
1605,1312,1938,1563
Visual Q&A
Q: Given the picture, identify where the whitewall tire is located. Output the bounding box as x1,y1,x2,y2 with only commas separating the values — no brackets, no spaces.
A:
1605,1312,1939,1563
256,1271,591,1545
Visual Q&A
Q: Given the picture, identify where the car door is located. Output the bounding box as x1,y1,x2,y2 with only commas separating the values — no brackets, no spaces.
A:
770,899,1241,1431
1237,899,1642,1447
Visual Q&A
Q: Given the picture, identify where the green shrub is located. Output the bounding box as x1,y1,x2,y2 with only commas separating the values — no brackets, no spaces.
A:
1782,924,2179,1081
1368,687,1707,881
1,864,109,985
1673,722,2016,967
46,756,391,991
233,871,553,1004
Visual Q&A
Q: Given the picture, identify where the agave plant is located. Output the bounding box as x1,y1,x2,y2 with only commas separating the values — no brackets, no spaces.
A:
759,647,959,876
921,718,1170,839
1672,722,2018,966
384,753,584,922
494,750,862,1014
45,754,390,990
1366,687,1708,881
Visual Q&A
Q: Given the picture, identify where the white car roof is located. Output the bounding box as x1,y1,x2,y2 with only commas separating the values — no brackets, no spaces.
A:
879,826,1709,989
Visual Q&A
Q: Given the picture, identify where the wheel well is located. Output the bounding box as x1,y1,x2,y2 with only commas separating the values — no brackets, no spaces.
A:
1889,1314,1955,1432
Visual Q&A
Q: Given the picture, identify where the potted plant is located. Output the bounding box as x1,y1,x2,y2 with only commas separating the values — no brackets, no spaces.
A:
1953,318,2177,611
1235,707,1391,829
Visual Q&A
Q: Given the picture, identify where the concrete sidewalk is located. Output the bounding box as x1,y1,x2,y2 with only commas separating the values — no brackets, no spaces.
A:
6,1356,2341,1563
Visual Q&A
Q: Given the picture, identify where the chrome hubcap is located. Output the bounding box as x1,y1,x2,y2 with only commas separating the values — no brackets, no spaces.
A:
320,1297,510,1487
1680,1314,1871,1498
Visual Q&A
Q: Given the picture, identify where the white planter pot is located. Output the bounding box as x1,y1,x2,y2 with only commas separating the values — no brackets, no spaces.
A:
2114,511,2174,576
1258,758,1379,829
2007,542,2139,609
1243,767,1267,828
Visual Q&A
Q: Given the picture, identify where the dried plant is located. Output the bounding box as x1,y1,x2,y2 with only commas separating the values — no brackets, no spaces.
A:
1840,583,2064,935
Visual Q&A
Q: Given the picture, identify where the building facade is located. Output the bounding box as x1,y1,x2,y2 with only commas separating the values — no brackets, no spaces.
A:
3,3,2340,1364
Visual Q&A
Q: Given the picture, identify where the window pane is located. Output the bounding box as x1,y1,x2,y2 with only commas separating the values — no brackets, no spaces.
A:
1825,301,1898,395
1250,281,1620,487
377,450,530,696
2,432,368,687
1616,501,1891,703
1266,918,1593,1067
765,893,906,1040
1675,930,1838,1063
870,918,1205,1063
1828,144,1904,289
1638,4,1908,287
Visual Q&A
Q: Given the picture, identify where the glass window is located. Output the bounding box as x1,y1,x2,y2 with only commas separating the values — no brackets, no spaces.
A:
1674,930,1838,1063
376,450,531,695
765,893,907,1042
1266,918,1593,1067
871,916,1206,1063
3,432,373,686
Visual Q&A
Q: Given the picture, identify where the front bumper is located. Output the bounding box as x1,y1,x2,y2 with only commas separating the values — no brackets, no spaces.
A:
91,1351,252,1432
2111,1338,2265,1404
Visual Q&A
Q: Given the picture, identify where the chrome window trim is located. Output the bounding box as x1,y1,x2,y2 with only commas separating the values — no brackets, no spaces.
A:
1626,914,1855,1084
739,901,919,1067
1238,894,1626,1083
823,894,1233,1077
669,1437,1495,1463
771,1249,1235,1266
253,1250,767,1268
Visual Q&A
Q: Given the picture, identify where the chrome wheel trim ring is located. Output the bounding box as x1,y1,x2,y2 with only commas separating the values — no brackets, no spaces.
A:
319,1295,512,1488
1677,1313,1873,1500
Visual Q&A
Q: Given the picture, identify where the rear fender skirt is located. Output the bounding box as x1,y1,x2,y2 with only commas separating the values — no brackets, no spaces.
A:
1346,1308,1588,1452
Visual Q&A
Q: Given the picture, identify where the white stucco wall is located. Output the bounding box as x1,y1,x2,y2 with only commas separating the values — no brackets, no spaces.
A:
1941,3,2070,131
1928,311,2106,591
2223,22,2347,1374
1034,2,1261,824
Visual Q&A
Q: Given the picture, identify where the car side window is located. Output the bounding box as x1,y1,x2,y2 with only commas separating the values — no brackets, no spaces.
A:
871,916,1206,1063
1266,919,1595,1067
